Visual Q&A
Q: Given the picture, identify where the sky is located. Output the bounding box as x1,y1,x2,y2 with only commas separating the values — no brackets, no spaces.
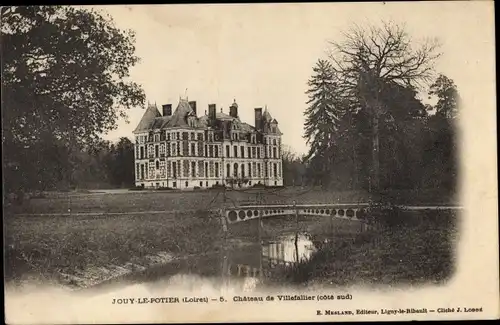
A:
94,2,494,155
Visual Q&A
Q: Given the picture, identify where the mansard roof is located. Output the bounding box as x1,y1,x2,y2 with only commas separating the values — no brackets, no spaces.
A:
134,98,281,135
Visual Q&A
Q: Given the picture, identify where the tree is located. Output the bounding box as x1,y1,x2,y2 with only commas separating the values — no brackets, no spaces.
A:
429,74,460,118
282,145,306,186
303,59,344,185
1,6,145,191
106,137,135,187
328,21,441,194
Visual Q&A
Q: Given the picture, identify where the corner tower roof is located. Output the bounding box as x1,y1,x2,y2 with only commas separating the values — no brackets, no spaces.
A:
133,103,161,133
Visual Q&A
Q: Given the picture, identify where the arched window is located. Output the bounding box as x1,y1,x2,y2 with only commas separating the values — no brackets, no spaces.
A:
227,163,230,178
234,163,238,177
156,161,160,169
241,164,245,178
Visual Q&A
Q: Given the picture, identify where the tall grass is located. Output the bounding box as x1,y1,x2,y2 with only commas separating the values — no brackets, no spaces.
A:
264,209,458,287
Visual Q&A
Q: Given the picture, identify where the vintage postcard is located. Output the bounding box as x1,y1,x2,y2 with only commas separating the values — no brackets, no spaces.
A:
2,2,498,324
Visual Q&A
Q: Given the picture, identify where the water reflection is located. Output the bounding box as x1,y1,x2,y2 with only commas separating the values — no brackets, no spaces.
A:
119,231,319,294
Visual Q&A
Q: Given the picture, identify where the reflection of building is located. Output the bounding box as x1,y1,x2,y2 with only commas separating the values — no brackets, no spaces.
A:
226,234,316,280
262,234,316,267
133,98,283,189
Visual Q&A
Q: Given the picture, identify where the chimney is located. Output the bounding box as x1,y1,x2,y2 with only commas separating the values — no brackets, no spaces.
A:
254,107,263,131
208,104,216,123
189,101,197,116
162,104,172,116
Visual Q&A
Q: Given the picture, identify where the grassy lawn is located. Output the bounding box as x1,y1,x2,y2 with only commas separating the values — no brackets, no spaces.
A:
4,211,223,287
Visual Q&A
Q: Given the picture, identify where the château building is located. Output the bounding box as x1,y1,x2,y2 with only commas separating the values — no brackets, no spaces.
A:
133,98,283,189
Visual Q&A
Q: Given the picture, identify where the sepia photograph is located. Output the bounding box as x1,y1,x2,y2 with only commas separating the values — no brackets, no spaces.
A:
2,2,498,324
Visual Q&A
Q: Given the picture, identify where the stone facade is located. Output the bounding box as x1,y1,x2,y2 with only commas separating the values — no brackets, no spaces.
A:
133,98,283,189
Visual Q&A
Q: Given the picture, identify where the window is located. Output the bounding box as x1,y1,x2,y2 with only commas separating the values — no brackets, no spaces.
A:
248,147,251,158
185,181,188,187
241,164,245,178
273,163,278,178
214,146,219,158
248,163,252,177
273,139,277,145
257,163,261,177
257,147,260,159
209,145,213,157
155,145,159,157
226,145,230,157
173,181,177,188
233,146,238,158
156,161,160,169
233,163,238,177
160,144,165,157
191,143,195,156
200,181,203,187
227,163,230,178
215,162,219,177
172,162,177,178
167,132,171,141
191,132,195,140
191,161,196,177
240,146,244,158
206,181,208,187
273,147,277,159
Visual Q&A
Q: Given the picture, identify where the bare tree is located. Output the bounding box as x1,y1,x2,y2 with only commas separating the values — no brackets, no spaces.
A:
281,144,297,162
328,21,441,194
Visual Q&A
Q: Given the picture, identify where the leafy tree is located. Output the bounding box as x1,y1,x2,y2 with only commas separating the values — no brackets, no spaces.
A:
1,6,145,191
429,74,460,118
106,137,135,187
